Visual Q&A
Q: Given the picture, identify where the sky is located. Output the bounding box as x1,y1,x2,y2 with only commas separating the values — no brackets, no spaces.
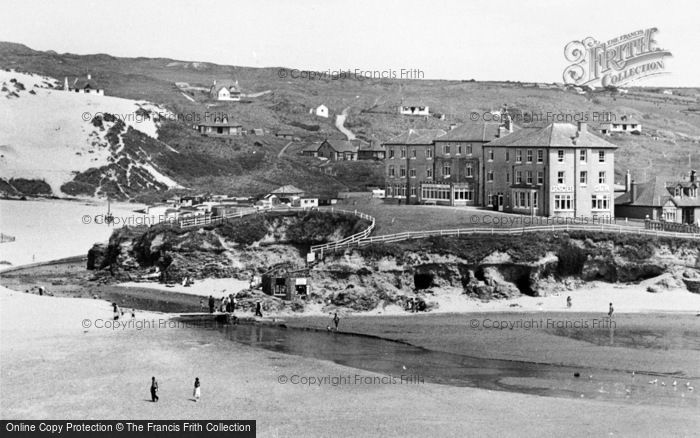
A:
0,0,697,86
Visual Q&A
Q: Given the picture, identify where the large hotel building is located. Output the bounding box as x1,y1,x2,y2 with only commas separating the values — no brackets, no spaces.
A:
384,118,617,218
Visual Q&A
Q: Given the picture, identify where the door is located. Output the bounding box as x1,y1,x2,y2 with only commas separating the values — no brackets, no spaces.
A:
498,194,504,212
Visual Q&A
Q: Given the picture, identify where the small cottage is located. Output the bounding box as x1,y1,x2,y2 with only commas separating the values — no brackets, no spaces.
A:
210,80,241,101
261,264,309,300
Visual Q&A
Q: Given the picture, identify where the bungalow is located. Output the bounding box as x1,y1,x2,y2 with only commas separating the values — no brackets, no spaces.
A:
255,194,280,210
399,103,430,116
275,131,295,140
196,116,243,136
615,170,700,225
210,80,241,101
316,139,358,161
64,74,104,95
292,196,319,208
599,115,641,135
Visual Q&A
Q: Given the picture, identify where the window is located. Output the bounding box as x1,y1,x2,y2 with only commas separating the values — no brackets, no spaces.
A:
557,171,565,184
466,145,472,155
487,170,494,182
457,145,462,155
558,150,564,162
426,168,433,179
506,150,510,161
580,171,588,185
400,166,406,177
426,149,433,159
410,186,417,197
533,192,538,208
443,164,451,177
488,149,494,161
389,148,395,158
598,171,606,184
526,171,533,184
537,171,544,185
580,150,587,162
537,149,543,163
444,145,450,155
506,172,510,183
598,151,605,162
516,170,522,184
400,148,406,158
591,194,609,210
526,150,533,163
409,168,416,178
465,164,473,177
554,194,573,210
516,150,522,162
411,149,417,159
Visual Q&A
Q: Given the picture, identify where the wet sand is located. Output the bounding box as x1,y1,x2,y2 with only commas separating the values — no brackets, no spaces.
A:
2,287,699,437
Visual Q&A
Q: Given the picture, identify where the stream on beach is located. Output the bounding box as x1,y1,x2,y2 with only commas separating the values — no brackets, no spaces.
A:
184,318,699,408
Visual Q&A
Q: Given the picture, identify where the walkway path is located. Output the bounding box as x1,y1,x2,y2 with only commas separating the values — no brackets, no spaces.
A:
335,107,356,140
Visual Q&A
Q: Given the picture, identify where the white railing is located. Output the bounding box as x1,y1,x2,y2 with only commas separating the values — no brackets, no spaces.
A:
311,222,700,255
310,208,376,255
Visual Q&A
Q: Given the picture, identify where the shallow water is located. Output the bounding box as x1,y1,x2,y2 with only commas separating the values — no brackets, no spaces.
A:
190,319,699,407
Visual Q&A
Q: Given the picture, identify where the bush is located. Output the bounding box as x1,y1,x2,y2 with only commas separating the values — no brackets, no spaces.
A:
556,243,588,276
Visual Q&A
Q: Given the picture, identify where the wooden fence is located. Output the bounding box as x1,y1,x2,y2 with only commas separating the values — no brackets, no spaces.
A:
311,221,700,256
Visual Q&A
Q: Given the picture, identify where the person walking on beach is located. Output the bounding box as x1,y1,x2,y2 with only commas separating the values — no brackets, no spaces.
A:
193,377,201,402
199,298,205,312
255,301,263,317
208,295,215,314
333,312,340,331
566,296,572,308
112,303,120,321
150,377,159,402
608,302,614,318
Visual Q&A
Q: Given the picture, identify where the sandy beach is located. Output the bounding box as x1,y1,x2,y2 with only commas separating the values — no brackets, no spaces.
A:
2,286,699,437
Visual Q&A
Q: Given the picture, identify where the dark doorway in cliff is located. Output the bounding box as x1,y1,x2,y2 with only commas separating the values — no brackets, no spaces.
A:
414,273,434,290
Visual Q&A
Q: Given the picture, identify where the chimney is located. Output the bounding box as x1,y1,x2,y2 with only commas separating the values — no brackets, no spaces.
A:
630,180,637,202
498,126,507,138
691,170,696,182
577,121,587,133
625,170,631,193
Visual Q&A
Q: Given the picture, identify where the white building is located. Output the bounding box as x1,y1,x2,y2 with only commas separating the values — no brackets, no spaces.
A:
399,104,430,116
65,74,104,95
313,104,329,118
599,115,642,135
210,80,241,101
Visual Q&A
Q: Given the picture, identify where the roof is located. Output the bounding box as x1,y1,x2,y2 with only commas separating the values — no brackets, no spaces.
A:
485,123,618,149
211,80,241,94
271,185,305,194
321,139,357,153
71,78,100,90
435,122,505,142
302,143,321,152
358,141,385,152
197,118,242,127
383,129,446,146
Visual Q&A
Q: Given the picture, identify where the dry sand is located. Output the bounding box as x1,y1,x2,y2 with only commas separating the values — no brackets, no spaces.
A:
1,286,698,437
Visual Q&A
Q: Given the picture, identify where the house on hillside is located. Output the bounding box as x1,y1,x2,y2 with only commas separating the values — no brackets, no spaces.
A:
616,170,700,225
210,80,241,101
195,115,243,136
275,131,295,140
399,103,430,116
598,115,641,135
64,74,104,95
310,104,329,118
317,139,358,161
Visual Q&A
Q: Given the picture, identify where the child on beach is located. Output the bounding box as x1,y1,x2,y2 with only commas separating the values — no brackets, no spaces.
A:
193,378,201,402
112,303,120,321
608,302,614,318
255,302,263,317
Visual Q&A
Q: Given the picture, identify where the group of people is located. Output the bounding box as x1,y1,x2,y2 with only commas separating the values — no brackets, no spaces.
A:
405,297,425,313
181,276,195,287
326,312,340,331
150,377,200,403
203,294,238,314
565,296,615,318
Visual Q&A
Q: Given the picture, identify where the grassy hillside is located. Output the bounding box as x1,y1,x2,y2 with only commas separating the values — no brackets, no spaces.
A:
2,41,699,199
